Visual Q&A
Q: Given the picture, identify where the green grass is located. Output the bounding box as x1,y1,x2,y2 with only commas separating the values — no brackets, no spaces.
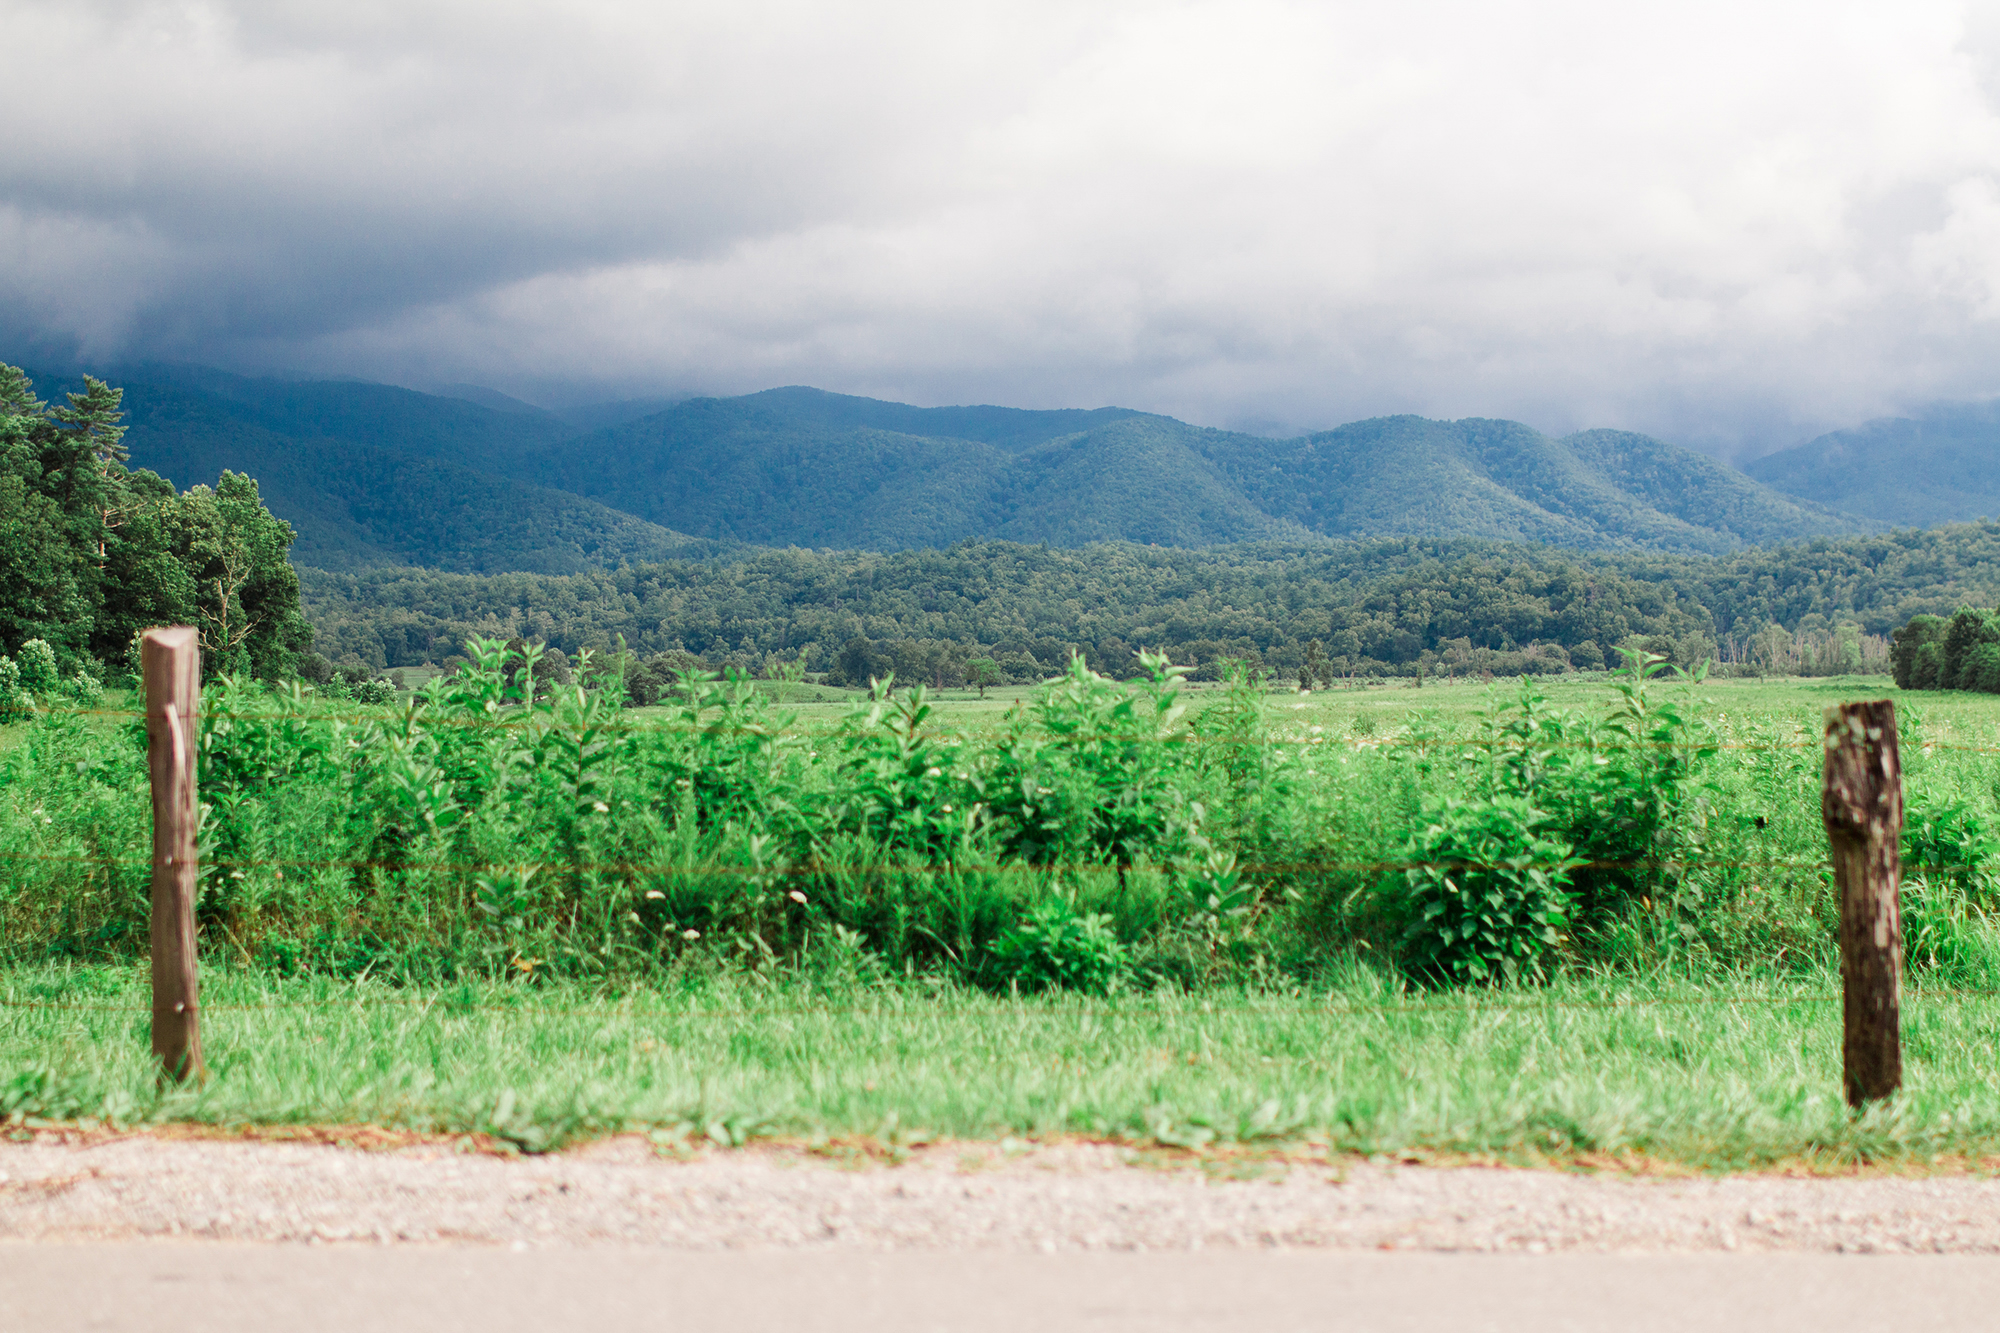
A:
8,961,2000,1168
11,670,2000,1168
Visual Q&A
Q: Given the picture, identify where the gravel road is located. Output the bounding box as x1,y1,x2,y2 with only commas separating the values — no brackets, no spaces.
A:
5,1131,2000,1253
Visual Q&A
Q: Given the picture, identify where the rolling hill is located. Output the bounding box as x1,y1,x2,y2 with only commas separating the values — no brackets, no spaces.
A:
1744,402,2000,527
541,390,1864,555
33,368,712,574
13,363,1876,570
1191,416,1862,554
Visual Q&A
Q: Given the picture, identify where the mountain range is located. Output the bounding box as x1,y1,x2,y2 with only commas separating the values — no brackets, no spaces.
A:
1744,402,2000,527
17,360,1968,573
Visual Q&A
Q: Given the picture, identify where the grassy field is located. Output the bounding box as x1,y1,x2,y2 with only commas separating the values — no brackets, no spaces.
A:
8,960,2000,1168
7,671,2000,1166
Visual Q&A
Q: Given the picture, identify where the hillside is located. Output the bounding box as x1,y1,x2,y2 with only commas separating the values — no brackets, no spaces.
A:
1744,403,2000,526
17,364,1875,569
58,370,711,574
547,391,1862,555
1190,417,1862,554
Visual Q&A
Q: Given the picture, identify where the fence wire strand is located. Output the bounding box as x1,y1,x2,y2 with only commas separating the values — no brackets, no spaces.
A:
12,985,2000,1022
0,988,1869,1021
29,698,2000,755
1,680,1983,1034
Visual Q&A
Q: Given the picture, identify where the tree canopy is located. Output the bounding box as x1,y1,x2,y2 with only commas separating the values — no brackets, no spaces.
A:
0,365,311,677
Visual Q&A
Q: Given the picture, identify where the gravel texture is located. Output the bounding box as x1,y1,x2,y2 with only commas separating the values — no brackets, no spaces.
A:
4,1133,2000,1253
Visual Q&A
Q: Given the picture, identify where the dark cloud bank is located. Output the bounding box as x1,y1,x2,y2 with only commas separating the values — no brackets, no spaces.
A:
7,1,2000,456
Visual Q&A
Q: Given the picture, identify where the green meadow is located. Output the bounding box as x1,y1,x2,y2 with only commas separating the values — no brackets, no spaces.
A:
8,658,2000,1166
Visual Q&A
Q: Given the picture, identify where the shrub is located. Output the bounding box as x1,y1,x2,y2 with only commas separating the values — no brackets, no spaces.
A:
14,640,58,697
1903,799,1999,890
991,895,1132,995
1902,800,2000,984
0,658,31,723
56,667,103,708
1395,795,1578,985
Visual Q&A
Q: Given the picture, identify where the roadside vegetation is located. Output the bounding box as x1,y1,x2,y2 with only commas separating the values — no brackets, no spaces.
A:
6,647,2000,1165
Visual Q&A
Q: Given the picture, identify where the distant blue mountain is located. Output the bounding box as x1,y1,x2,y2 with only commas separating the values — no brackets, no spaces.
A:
1744,402,2000,527
13,362,1873,570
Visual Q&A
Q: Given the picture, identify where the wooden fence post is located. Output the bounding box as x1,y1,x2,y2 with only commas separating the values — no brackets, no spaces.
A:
1822,700,1902,1106
143,626,204,1083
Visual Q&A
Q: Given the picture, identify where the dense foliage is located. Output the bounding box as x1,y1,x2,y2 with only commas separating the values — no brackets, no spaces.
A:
292,525,1981,684
1889,608,2000,693
0,366,311,678
10,653,1993,997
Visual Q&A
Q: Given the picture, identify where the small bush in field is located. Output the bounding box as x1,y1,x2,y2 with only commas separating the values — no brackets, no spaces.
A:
56,666,103,707
1901,798,2000,979
1396,796,1578,985
0,658,31,722
1903,798,1999,886
991,896,1131,995
14,640,57,697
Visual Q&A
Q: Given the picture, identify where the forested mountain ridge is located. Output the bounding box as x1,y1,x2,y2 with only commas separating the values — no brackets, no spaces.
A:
545,391,1862,555
1745,402,2000,527
1188,416,1862,554
31,368,715,573
19,364,1873,569
535,404,1302,548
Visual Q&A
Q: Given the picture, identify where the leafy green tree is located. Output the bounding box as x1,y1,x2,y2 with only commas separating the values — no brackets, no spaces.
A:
829,637,893,689
167,472,312,677
966,657,1002,699
0,366,311,678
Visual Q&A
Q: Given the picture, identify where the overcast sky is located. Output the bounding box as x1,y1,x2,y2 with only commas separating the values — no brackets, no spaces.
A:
6,1,2000,454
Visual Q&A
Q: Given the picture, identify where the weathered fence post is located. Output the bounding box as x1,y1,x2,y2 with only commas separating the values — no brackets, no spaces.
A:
1822,700,1902,1106
143,626,204,1083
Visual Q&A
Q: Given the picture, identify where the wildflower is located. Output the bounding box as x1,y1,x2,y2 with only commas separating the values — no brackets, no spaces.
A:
593,801,610,813
683,928,701,940
645,889,665,899
925,766,942,777
788,890,807,904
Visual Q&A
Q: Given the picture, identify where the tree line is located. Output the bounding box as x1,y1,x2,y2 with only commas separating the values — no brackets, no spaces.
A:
300,527,1971,685
1892,609,2000,692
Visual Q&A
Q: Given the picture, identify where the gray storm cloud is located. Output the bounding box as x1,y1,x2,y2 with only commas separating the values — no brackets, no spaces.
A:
5,0,2000,453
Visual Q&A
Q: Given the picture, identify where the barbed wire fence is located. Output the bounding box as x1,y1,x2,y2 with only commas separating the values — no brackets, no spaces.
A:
0,642,1956,1107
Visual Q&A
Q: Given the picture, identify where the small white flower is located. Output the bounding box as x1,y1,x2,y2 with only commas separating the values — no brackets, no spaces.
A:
592,801,610,813
682,928,701,940
645,889,665,899
925,766,942,777
788,890,807,904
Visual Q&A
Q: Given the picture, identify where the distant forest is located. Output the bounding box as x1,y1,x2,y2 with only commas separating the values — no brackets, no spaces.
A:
297,524,2000,685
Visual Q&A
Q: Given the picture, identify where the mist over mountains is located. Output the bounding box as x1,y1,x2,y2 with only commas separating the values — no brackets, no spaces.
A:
1744,403,2000,529
13,363,1926,576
